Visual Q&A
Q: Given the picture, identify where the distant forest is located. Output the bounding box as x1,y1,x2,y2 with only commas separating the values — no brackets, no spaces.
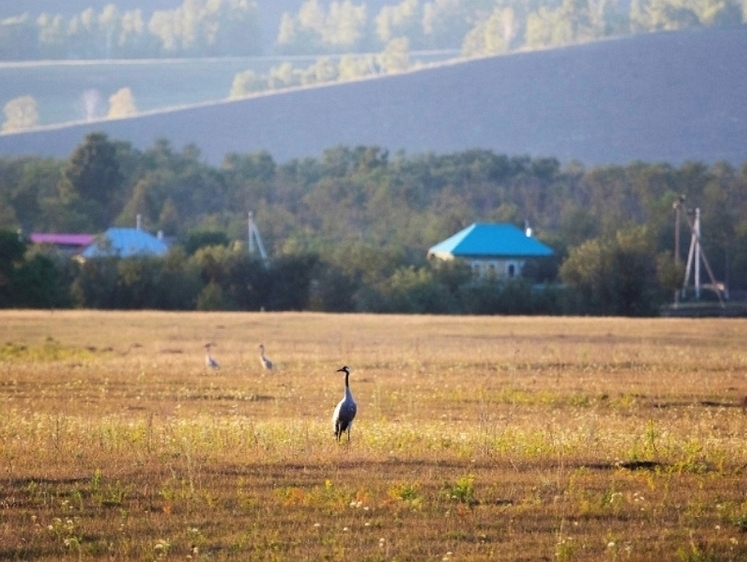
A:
1,0,743,61
1,132,746,315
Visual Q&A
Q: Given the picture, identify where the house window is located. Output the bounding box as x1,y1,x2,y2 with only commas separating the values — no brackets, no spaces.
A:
507,263,516,277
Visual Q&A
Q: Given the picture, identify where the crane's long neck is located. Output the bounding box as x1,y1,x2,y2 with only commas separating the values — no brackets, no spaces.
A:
343,371,352,398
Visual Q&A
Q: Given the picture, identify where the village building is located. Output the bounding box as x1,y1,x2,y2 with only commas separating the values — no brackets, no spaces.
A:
427,223,553,279
29,233,95,255
79,227,169,260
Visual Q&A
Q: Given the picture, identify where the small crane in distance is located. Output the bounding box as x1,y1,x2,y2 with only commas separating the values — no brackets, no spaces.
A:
259,343,273,370
332,366,357,443
205,343,220,370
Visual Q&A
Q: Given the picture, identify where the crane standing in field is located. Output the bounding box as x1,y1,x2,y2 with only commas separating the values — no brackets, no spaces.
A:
205,343,220,370
332,366,357,443
258,344,273,370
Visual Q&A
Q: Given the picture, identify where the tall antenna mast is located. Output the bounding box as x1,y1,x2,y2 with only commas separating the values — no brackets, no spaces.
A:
248,211,268,262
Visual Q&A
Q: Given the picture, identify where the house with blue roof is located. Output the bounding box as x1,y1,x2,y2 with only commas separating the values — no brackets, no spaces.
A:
427,223,553,279
79,227,169,260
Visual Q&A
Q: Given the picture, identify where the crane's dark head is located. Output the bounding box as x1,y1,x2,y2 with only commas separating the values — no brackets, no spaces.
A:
336,366,350,375
258,344,264,350
205,343,213,349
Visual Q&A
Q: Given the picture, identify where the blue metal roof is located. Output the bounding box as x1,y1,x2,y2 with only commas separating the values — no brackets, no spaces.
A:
428,223,554,259
80,227,169,259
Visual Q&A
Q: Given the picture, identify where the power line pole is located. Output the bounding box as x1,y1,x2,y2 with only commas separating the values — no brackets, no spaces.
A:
673,195,684,308
681,207,724,308
247,211,268,263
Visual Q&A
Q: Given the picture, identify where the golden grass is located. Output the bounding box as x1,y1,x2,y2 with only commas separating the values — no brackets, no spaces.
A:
0,311,746,561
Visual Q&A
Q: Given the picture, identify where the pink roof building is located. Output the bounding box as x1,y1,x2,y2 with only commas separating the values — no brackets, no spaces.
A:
29,233,96,251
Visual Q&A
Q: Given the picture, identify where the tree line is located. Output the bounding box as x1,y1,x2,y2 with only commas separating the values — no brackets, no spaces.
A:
234,0,747,97
1,132,746,315
0,1,260,60
2,88,137,133
277,0,744,57
1,0,743,61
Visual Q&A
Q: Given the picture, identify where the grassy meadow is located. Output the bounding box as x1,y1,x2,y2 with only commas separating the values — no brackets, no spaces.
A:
0,310,746,561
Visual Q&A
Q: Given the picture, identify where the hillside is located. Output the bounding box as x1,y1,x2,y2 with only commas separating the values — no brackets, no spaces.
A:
1,26,746,167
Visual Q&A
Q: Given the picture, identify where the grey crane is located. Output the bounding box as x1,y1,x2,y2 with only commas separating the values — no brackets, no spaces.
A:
332,366,357,442
258,343,273,370
205,343,219,370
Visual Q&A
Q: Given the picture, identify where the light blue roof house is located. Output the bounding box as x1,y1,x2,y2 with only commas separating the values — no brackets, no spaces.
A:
79,227,169,260
427,223,553,278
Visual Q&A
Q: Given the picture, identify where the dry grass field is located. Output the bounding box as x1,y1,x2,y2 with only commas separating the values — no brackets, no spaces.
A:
0,310,746,561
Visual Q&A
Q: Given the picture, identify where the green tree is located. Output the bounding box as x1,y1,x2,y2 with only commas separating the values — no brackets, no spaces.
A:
230,69,265,98
37,13,66,58
14,253,70,308
378,37,410,73
462,7,517,56
108,87,138,118
379,265,457,313
376,0,421,44
420,0,482,49
67,8,98,58
0,157,65,231
560,226,660,315
223,150,277,184
268,62,299,89
189,244,267,310
656,252,685,296
308,260,357,312
148,9,179,52
61,132,125,229
459,278,550,315
526,6,574,48
277,12,296,45
337,53,375,80
184,230,230,255
322,0,367,47
265,254,319,310
2,96,39,132
301,57,338,86
206,0,261,56
117,177,158,228
276,0,367,54
0,229,25,307
630,0,700,31
697,163,738,284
